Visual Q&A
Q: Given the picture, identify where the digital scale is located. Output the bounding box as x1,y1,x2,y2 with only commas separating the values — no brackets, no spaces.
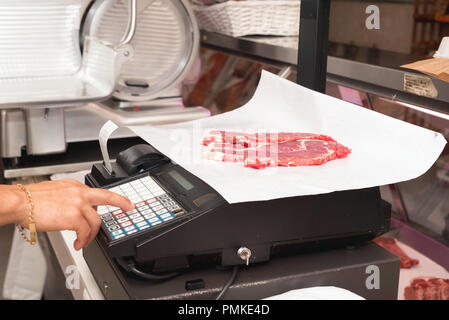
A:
84,143,393,298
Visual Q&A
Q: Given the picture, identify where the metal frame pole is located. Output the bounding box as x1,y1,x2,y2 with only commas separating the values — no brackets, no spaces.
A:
297,0,331,93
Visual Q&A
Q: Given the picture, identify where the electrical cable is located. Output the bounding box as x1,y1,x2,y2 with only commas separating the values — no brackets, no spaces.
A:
117,257,181,281
216,266,239,300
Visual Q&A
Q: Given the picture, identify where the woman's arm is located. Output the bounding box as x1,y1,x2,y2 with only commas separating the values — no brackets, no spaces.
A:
0,184,25,226
0,179,134,250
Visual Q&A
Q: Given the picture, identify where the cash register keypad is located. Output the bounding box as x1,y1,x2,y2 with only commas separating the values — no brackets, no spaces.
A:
96,176,185,240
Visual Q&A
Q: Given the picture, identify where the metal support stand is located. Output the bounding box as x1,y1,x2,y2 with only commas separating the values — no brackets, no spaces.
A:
388,184,410,223
297,0,331,93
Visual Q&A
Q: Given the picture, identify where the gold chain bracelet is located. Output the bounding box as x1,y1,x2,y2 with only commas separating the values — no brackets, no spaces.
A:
16,184,37,245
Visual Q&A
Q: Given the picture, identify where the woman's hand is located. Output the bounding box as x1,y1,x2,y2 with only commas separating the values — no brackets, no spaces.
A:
14,179,134,251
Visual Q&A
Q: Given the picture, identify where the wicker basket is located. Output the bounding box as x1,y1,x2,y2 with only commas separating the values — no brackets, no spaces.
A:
192,1,301,37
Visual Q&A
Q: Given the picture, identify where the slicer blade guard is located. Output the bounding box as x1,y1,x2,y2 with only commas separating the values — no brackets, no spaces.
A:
0,0,135,109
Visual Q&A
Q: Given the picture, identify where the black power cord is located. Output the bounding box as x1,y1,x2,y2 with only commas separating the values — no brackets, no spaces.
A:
216,266,239,300
118,256,240,299
117,257,181,281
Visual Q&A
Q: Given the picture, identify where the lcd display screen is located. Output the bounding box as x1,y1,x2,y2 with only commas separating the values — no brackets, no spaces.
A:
168,170,194,191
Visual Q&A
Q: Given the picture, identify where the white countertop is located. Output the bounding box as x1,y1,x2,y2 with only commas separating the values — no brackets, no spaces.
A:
47,230,104,300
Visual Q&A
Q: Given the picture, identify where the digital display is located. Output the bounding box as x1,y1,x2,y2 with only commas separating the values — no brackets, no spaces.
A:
168,170,194,191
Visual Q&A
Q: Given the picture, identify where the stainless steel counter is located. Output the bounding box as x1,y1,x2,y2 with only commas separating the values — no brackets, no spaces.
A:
201,31,449,114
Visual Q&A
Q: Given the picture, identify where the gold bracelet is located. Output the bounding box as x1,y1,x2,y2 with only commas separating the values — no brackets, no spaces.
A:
16,184,37,245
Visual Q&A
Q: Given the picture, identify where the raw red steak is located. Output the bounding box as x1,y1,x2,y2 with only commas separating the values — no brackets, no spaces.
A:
373,237,419,269
203,130,337,146
404,277,449,300
202,130,351,169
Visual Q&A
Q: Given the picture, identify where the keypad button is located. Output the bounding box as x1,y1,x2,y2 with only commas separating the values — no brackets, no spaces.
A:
131,192,144,198
149,202,160,208
120,183,132,188
148,217,160,223
132,217,144,223
124,225,136,232
112,209,123,215
126,230,138,235
138,225,150,230
155,209,168,215
115,213,127,219
108,225,120,231
126,209,138,214
135,202,146,207
162,216,174,221
103,217,114,223
153,205,164,211
120,221,132,228
174,211,185,217
106,221,117,227
139,209,153,215
144,213,156,219
138,205,150,211
101,213,113,220
136,221,148,228
111,230,123,236
160,213,172,219
113,234,125,240
146,198,157,204
128,213,141,219
151,221,162,226
117,217,130,223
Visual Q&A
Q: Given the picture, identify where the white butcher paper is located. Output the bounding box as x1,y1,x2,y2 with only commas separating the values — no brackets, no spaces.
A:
127,70,447,204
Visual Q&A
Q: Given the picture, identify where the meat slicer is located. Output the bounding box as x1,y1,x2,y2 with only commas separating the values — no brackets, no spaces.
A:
0,0,208,168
